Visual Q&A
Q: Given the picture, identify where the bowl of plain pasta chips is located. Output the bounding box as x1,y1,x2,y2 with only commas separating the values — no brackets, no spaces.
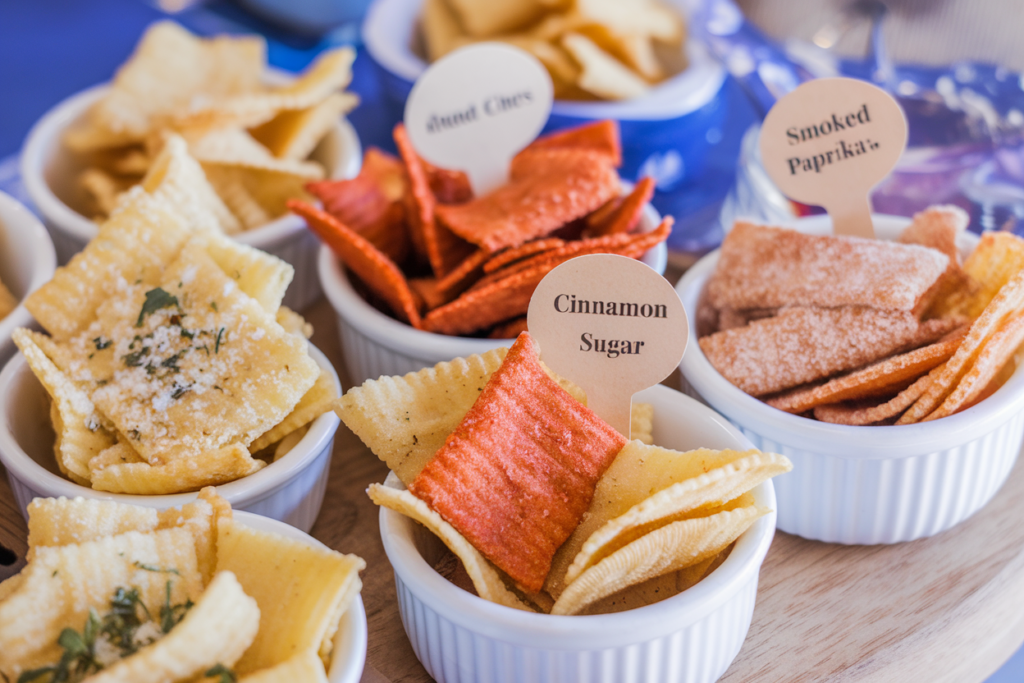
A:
0,488,367,683
337,332,791,683
0,134,342,533
0,191,56,366
306,119,670,385
361,0,729,190
21,21,361,311
677,208,1024,544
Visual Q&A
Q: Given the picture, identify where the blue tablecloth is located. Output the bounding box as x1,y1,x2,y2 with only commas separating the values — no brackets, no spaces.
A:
0,0,755,259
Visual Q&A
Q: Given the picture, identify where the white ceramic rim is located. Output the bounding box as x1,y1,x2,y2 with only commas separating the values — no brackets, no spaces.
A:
378,383,776,648
0,190,56,339
196,510,367,683
317,202,668,353
20,80,361,249
361,0,726,120
0,343,342,507
676,214,1024,458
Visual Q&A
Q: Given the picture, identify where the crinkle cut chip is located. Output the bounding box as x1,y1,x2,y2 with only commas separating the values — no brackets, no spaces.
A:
394,124,476,277
407,332,628,593
306,148,410,264
436,148,620,254
290,201,422,328
586,177,655,237
516,119,622,167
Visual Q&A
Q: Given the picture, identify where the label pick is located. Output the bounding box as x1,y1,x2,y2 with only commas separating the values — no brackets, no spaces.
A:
403,43,554,195
527,255,688,439
759,77,908,238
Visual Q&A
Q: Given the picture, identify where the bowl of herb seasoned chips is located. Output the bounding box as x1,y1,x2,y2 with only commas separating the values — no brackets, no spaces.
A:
362,0,727,190
0,488,367,683
308,120,670,385
338,333,791,683
0,133,342,533
21,21,361,311
677,208,1024,544
0,191,56,366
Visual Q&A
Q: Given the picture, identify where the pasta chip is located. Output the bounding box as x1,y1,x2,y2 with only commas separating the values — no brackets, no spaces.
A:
89,445,267,494
249,369,337,453
214,517,365,674
369,483,530,611
334,347,508,484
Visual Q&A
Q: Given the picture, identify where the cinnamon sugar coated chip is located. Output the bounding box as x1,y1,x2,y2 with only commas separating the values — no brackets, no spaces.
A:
407,333,628,592
700,213,1024,423
707,222,948,312
294,120,669,337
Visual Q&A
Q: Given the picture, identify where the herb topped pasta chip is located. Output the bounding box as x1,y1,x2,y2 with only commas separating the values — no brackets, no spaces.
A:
16,131,331,494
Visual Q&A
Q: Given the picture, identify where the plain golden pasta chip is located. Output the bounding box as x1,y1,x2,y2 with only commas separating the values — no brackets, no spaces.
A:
27,496,159,557
237,649,328,683
368,483,530,611
249,368,336,453
90,444,267,494
198,230,294,314
546,443,762,597
562,453,791,588
214,517,365,674
550,506,765,615
13,328,116,486
335,348,507,484
250,91,358,161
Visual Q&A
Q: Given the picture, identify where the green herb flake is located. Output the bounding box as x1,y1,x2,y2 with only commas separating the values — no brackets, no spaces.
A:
93,337,112,351
215,327,225,354
210,301,218,312
205,664,237,683
136,288,179,328
133,562,180,575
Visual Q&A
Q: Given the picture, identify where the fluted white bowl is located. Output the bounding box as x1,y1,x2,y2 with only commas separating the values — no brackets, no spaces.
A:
0,344,341,533
675,214,1022,544
0,191,56,366
236,510,367,683
20,79,361,311
379,383,777,683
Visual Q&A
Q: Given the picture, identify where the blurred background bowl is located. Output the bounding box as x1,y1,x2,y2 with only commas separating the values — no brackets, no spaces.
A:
20,78,361,312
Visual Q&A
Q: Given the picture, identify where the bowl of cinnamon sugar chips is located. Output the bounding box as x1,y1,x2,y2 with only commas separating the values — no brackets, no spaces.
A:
677,207,1024,544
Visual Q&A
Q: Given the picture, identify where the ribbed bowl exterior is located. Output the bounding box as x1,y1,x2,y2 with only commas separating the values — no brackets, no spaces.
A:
675,217,1024,545
258,223,323,312
5,434,334,534
334,313,505,386
729,410,1022,544
394,569,758,683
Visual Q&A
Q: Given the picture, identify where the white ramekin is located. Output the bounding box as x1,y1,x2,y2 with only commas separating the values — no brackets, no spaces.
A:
0,191,56,367
675,214,1023,545
0,344,342,534
318,203,669,386
379,383,777,683
20,81,361,311
236,510,367,683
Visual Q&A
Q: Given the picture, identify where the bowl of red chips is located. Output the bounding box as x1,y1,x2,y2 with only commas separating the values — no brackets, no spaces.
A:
300,120,670,385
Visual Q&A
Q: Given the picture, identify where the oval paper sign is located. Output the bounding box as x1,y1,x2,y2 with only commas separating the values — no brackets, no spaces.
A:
759,77,908,238
527,254,688,438
404,43,554,195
